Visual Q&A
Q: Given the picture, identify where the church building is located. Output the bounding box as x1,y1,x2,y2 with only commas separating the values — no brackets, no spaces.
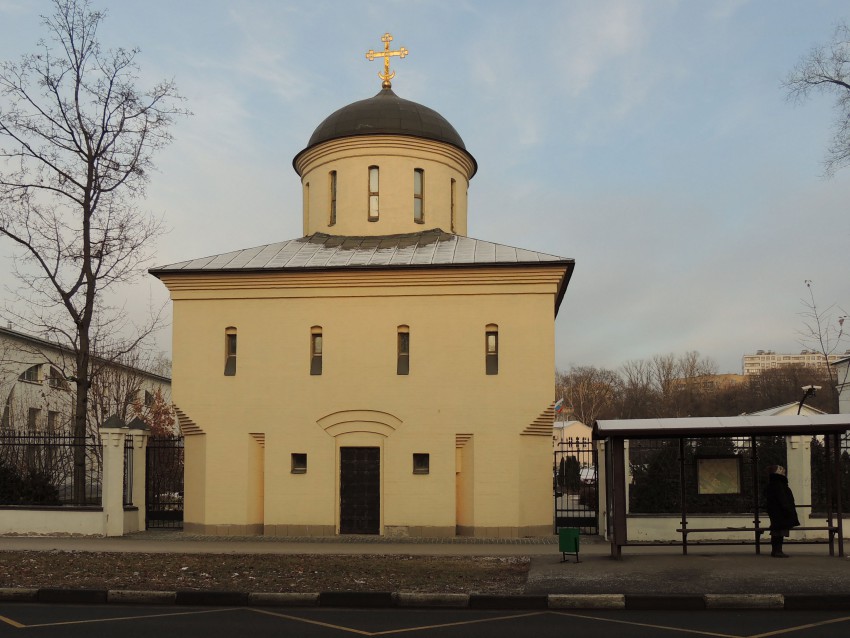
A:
151,35,574,537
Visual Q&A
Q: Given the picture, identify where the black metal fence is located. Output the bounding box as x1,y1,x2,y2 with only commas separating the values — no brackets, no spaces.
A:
811,432,850,513
554,437,598,534
0,431,102,506
628,436,787,514
145,436,184,529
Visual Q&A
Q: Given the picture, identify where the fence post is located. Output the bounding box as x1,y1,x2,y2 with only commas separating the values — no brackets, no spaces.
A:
786,435,812,540
127,419,150,533
100,419,128,537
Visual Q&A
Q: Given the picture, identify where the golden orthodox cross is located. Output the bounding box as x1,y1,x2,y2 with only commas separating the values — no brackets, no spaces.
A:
365,33,408,89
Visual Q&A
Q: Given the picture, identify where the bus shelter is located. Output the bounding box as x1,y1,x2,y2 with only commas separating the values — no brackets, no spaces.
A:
593,415,848,559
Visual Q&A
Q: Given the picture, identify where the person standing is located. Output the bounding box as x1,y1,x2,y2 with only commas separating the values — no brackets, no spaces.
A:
764,465,800,558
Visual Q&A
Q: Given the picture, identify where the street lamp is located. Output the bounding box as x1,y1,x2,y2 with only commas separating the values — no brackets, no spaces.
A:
797,384,822,415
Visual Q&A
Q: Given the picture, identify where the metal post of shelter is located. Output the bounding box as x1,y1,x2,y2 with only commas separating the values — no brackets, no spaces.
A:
609,437,627,559
832,433,844,557
751,435,761,554
679,438,688,555
826,434,835,556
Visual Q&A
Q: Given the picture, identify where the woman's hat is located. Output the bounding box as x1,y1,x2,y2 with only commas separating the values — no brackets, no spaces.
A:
769,465,786,476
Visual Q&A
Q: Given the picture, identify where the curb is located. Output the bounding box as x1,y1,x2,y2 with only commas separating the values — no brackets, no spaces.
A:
705,594,784,610
549,594,625,609
107,590,177,605
397,593,469,608
3,589,850,610
37,588,107,604
784,595,850,611
248,592,319,607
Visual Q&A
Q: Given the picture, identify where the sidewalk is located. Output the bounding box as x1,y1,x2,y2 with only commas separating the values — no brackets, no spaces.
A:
2,532,850,610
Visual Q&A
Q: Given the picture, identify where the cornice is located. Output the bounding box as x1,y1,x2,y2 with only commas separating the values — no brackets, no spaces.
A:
294,135,476,180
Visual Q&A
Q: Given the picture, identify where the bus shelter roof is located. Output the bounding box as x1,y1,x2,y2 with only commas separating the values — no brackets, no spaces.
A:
593,414,850,440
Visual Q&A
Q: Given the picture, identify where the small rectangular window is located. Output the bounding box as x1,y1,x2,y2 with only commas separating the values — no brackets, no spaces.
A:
28,408,40,431
486,328,498,375
413,169,424,223
413,453,430,475
368,166,379,221
450,178,456,233
47,410,59,433
329,171,337,225
311,329,323,375
397,328,410,375
224,329,237,376
291,453,307,474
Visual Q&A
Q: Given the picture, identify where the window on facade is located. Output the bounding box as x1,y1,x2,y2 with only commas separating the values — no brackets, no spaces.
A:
310,327,323,375
329,171,337,226
450,178,456,233
125,390,139,407
397,326,410,375
47,410,60,433
304,182,309,218
27,407,40,431
291,453,307,474
19,365,40,383
47,367,67,390
413,453,430,475
368,166,379,220
485,325,499,375
413,169,424,223
224,327,237,376
144,390,155,407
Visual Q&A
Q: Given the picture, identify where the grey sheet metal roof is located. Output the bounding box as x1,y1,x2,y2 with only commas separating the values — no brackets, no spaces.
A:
149,230,573,274
594,415,850,439
293,88,476,176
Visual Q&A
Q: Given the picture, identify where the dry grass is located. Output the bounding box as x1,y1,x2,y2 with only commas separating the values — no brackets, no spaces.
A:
0,551,529,594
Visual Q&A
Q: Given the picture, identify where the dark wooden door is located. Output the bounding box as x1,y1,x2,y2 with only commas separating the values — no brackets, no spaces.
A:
339,447,380,534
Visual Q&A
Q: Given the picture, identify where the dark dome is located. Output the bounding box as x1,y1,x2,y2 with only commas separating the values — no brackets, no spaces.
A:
294,88,475,173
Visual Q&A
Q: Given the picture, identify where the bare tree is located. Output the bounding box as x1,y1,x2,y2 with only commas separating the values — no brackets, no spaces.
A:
0,0,186,501
798,280,849,412
785,22,850,176
556,365,619,426
617,358,655,418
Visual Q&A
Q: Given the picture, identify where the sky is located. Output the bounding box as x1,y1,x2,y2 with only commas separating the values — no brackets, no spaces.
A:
0,0,848,375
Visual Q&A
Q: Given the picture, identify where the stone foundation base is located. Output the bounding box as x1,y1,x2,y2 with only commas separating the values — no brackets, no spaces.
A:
456,524,551,538
383,525,455,538
183,522,551,539
263,524,336,537
183,522,263,536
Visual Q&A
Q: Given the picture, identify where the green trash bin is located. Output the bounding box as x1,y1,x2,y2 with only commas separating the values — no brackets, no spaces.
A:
559,527,580,563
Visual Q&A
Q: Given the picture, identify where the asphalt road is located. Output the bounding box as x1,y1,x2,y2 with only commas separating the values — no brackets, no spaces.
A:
3,604,850,637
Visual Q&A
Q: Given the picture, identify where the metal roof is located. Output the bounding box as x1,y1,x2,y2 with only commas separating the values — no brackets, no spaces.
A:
149,230,573,274
293,88,476,175
594,415,850,439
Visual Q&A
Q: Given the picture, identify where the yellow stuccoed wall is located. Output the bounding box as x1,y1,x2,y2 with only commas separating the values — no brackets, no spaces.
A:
163,266,564,537
296,136,473,237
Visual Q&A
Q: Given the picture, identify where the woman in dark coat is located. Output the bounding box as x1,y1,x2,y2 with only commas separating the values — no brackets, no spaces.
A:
764,465,800,558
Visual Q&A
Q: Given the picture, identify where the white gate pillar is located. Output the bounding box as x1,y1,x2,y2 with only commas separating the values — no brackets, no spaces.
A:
99,425,128,537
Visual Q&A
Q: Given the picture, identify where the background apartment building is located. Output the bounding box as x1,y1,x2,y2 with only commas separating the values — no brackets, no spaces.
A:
742,350,850,375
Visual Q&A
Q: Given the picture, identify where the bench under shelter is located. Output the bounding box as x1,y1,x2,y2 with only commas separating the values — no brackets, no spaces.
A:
593,415,848,559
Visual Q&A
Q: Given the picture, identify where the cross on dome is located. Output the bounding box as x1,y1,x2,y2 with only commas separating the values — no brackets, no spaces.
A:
365,33,408,89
